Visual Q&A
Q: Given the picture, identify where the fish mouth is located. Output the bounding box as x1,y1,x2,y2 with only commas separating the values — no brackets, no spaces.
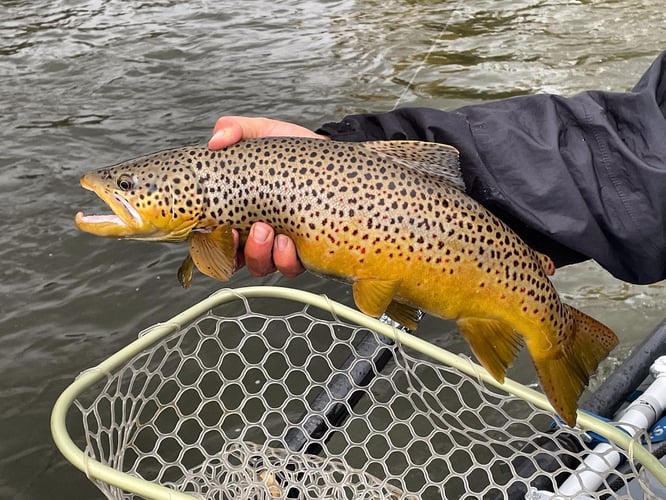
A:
75,175,154,238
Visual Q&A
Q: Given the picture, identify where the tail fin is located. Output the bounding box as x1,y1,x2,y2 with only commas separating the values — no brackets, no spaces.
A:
532,306,618,426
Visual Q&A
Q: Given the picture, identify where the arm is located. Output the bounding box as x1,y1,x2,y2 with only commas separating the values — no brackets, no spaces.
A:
211,51,666,284
316,52,666,284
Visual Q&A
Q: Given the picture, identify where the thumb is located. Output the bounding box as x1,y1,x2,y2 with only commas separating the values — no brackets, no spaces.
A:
208,116,247,149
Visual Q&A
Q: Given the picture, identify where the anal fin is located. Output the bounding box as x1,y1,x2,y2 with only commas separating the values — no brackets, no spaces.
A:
456,317,522,383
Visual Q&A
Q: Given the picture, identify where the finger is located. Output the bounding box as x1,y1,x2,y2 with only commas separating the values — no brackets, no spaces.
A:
208,116,272,149
208,117,245,149
244,222,277,277
209,116,328,150
273,234,305,278
232,228,245,269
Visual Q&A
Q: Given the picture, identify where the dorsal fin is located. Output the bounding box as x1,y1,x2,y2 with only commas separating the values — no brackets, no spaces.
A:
360,140,465,191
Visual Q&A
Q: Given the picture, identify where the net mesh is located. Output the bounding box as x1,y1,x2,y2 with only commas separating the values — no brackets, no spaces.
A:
71,292,660,499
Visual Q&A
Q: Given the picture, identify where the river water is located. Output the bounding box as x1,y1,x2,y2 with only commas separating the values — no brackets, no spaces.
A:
1,1,665,498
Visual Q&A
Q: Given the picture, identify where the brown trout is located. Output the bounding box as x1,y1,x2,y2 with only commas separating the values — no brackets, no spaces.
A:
75,137,618,425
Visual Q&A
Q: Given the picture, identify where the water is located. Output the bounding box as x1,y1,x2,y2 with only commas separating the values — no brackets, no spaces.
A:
1,0,664,498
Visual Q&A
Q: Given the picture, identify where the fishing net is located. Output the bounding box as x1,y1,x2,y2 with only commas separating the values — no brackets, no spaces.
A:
54,287,665,499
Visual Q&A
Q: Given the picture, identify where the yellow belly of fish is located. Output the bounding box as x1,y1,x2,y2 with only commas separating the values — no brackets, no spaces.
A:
291,229,550,334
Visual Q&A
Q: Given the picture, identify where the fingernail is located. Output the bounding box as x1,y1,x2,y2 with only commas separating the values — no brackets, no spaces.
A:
208,130,225,147
252,224,270,243
276,234,288,250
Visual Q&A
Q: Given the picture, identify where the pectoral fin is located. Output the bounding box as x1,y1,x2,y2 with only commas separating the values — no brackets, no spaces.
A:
177,254,195,288
384,301,423,331
456,317,522,383
188,224,236,282
352,278,401,318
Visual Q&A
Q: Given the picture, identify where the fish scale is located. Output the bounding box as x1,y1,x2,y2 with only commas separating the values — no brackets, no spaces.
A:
75,136,618,426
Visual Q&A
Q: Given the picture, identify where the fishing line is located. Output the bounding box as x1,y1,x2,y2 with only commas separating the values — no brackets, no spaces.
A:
387,0,465,392
392,0,465,110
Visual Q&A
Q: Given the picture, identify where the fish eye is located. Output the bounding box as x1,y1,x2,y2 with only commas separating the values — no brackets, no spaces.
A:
117,174,134,191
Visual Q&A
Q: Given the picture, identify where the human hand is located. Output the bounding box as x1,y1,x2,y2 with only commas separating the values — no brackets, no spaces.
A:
231,222,304,278
209,116,320,277
208,116,327,149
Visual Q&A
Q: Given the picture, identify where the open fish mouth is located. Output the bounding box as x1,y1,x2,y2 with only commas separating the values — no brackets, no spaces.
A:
75,176,146,237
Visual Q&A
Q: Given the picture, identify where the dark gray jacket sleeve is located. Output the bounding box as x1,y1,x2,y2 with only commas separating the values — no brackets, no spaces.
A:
317,51,666,284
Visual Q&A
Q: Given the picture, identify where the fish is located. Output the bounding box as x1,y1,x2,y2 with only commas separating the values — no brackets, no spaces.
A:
75,137,618,426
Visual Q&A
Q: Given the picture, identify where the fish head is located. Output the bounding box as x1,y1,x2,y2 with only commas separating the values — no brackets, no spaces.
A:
75,147,206,241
